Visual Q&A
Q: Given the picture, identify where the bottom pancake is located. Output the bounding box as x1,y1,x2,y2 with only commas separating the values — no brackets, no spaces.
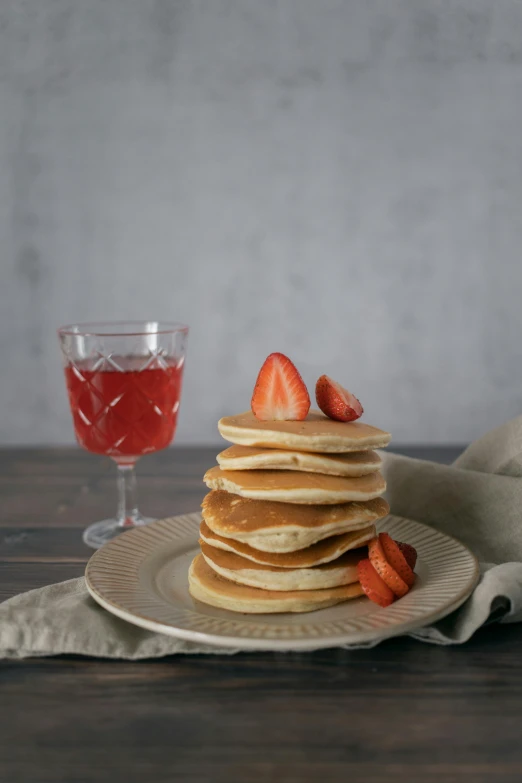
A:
200,541,364,591
188,554,364,614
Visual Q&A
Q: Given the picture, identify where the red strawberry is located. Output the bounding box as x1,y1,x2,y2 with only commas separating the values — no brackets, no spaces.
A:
251,353,310,421
315,375,363,422
357,558,395,608
368,536,410,598
395,541,417,571
379,533,415,587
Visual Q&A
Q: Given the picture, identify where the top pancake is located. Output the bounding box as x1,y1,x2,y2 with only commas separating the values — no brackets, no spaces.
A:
217,445,382,477
218,410,391,453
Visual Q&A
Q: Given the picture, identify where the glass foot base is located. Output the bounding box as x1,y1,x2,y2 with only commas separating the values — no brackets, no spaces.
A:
83,516,155,549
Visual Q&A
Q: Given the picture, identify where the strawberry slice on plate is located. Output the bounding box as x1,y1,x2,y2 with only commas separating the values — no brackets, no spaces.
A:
368,536,410,598
315,375,363,422
251,353,310,421
357,558,395,608
395,541,417,571
379,533,416,587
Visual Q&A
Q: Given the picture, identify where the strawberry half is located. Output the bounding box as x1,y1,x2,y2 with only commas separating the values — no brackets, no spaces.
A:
315,375,363,422
379,533,415,587
357,558,395,607
251,353,310,421
395,541,418,571
368,536,410,598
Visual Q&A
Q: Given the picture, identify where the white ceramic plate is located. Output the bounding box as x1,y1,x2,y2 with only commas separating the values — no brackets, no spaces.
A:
85,513,479,651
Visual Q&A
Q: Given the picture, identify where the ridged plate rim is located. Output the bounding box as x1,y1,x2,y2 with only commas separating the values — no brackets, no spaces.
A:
85,513,479,651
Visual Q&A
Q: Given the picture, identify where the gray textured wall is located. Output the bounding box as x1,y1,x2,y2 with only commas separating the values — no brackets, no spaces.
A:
2,0,522,446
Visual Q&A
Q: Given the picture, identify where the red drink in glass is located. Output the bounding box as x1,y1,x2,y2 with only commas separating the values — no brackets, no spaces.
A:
58,321,188,549
64,357,183,458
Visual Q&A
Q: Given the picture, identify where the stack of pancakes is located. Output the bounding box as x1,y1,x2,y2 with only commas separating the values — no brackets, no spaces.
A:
188,411,392,613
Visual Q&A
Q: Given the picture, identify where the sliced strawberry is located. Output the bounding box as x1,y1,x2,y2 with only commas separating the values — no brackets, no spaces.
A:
396,541,417,571
315,375,363,422
357,558,395,608
379,533,415,587
251,353,310,421
368,536,410,598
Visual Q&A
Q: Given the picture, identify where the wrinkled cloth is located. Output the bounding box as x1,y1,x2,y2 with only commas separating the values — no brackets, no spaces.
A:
2,416,522,658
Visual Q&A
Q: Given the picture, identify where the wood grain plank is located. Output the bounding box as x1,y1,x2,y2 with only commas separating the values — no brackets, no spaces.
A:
0,447,213,528
0,562,85,601
1,625,522,783
1,527,96,562
0,446,219,477
0,487,205,528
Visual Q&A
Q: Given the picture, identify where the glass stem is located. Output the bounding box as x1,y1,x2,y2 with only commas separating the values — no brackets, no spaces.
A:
116,462,140,527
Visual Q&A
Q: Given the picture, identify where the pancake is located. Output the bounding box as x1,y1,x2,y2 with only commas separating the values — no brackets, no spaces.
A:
188,554,364,614
200,540,364,591
200,519,376,567
204,466,386,504
218,410,391,453
217,445,382,477
201,490,389,552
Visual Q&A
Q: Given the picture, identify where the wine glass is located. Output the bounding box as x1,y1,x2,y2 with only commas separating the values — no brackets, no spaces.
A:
58,321,188,549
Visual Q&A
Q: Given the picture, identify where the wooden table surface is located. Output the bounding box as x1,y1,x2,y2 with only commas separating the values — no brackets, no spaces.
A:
2,446,522,783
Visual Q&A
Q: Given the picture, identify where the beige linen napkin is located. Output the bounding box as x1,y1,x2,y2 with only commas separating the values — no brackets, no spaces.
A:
2,416,522,658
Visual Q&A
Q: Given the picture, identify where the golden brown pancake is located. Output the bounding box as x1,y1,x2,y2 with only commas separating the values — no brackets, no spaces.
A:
188,554,364,614
200,519,375,567
204,465,385,504
201,490,389,552
199,540,363,590
218,410,391,453
217,445,382,477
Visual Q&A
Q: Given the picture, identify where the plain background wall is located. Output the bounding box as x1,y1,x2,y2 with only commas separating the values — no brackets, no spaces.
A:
2,0,522,446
